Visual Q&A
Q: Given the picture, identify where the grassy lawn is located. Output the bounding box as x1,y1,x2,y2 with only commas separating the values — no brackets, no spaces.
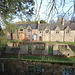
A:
3,54,75,63
35,41,75,46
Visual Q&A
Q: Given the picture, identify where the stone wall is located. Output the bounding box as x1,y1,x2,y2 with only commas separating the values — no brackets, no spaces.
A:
51,30,64,42
64,30,75,42
0,60,75,75
53,44,75,56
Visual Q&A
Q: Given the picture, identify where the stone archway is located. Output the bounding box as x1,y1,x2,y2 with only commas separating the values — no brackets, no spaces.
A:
19,32,24,40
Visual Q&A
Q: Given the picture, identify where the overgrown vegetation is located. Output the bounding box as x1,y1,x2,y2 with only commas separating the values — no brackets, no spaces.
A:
8,39,20,43
48,47,53,54
3,54,75,63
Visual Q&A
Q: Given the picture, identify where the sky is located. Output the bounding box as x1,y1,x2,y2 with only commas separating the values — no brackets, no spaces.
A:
12,0,74,23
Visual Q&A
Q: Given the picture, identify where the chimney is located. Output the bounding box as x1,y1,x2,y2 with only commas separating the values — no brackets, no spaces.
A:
61,17,64,25
38,15,40,24
58,18,60,24
58,17,62,25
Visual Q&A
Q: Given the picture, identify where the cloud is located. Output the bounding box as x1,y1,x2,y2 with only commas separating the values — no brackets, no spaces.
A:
12,18,21,23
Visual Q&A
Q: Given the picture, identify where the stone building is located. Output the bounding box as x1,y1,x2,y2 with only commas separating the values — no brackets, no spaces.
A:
7,2,75,42
6,1,75,42
7,17,75,42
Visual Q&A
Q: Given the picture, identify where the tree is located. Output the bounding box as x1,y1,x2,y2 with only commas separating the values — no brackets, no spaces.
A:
0,0,35,23
5,23,19,40
0,26,7,52
35,0,74,22
35,20,47,23
40,20,47,23
0,25,4,35
0,0,35,40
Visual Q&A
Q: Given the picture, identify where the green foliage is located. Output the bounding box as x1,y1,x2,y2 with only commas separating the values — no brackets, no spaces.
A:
36,41,75,46
35,20,47,23
4,54,75,63
0,26,4,35
48,47,53,54
0,43,7,50
8,40,20,43
71,47,75,53
0,0,35,23
0,36,7,44
5,23,19,33
40,20,47,23
0,26,7,51
0,36,7,53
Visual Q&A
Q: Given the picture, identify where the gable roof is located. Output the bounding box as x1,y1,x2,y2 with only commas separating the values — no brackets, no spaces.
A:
50,22,75,30
14,22,75,30
14,23,38,29
39,23,50,30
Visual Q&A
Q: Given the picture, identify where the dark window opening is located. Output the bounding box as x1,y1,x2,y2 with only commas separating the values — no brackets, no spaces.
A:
11,33,13,40
68,54,69,56
65,45,67,48
20,29,23,31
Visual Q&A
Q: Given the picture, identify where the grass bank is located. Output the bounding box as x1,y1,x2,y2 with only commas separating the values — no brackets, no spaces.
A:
35,41,75,46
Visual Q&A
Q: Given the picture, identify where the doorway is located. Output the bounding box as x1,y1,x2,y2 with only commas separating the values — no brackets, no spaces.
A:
19,32,24,40
33,34,37,41
47,36,49,41
39,36,42,41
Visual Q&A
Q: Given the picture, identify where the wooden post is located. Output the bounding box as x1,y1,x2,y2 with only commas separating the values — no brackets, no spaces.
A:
2,63,4,72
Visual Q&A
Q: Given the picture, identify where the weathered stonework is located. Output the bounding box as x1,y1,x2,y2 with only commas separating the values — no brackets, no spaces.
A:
0,60,75,75
53,44,75,57
6,42,75,57
7,18,75,42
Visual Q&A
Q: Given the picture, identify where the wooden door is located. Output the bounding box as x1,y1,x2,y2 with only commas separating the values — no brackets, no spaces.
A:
19,32,24,40
39,36,42,41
